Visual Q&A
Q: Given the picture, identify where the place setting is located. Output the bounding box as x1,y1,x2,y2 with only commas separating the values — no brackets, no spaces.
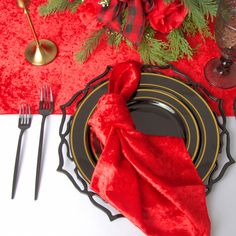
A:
1,0,236,235
58,61,234,222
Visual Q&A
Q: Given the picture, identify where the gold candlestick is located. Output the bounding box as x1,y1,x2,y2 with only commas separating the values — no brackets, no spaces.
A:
17,0,57,66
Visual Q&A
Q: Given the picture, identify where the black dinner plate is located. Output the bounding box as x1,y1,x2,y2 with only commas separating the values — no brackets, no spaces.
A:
139,73,219,176
89,88,200,162
70,73,220,183
71,86,200,183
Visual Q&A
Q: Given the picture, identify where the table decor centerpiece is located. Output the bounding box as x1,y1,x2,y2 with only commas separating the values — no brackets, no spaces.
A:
39,0,217,64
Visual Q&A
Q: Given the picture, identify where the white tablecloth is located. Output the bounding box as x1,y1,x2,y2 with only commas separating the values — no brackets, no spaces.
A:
0,115,235,236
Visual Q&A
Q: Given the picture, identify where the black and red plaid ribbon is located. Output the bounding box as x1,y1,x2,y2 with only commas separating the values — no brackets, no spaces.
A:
98,0,154,45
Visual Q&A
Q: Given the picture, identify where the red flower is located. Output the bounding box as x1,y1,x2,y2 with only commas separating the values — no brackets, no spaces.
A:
148,0,188,33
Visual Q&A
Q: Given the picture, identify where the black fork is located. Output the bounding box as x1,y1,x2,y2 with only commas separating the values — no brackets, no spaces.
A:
35,86,54,200
11,104,32,199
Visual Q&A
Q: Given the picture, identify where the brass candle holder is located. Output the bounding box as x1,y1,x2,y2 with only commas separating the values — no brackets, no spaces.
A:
17,0,57,66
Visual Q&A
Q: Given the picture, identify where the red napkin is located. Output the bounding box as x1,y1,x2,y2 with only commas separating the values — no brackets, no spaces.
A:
88,61,210,236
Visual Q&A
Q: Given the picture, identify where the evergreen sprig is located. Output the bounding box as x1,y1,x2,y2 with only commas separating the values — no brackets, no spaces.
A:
198,0,218,19
107,32,123,48
181,0,217,37
167,29,193,60
138,26,172,65
75,28,106,64
39,0,83,16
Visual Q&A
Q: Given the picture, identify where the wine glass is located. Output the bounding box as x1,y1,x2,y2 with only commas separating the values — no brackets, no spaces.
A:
204,0,236,89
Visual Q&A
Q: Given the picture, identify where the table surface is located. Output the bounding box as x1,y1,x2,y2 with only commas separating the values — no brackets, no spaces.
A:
1,0,236,116
0,115,236,236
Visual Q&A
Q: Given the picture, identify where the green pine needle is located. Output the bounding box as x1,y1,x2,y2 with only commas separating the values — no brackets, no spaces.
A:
138,27,172,65
164,0,175,3
39,0,83,16
181,15,198,36
168,29,194,60
75,28,105,64
197,0,218,19
107,32,123,48
181,0,217,37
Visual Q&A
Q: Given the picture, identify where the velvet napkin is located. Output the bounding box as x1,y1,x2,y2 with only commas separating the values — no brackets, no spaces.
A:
88,61,210,236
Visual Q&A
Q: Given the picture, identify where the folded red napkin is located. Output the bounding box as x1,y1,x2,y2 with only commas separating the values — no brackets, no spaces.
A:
88,61,210,236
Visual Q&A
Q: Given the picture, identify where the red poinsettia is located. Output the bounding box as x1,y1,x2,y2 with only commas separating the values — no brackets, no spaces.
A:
148,0,188,33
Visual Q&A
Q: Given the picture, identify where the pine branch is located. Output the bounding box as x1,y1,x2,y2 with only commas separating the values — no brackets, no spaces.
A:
125,38,133,49
196,0,218,19
39,0,83,16
164,0,175,3
107,32,123,48
181,15,198,36
168,29,194,60
138,27,172,65
180,0,217,37
75,28,106,64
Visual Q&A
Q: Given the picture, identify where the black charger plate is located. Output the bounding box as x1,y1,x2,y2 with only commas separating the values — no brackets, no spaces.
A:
59,67,235,221
70,73,219,183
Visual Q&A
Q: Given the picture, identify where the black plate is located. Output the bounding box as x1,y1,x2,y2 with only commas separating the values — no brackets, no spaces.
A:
139,73,220,178
70,73,219,183
71,86,201,183
89,88,200,162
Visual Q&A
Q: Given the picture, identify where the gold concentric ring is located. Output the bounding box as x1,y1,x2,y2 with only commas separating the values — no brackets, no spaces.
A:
141,73,219,181
84,88,200,163
70,73,220,183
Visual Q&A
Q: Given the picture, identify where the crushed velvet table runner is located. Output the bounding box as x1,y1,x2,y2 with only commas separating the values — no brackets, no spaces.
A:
0,0,235,115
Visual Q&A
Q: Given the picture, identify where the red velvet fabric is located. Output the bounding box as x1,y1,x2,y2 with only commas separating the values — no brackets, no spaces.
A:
148,0,188,33
0,0,235,115
89,61,210,236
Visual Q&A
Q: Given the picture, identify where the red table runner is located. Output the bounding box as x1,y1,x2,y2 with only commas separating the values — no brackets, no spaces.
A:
0,0,235,115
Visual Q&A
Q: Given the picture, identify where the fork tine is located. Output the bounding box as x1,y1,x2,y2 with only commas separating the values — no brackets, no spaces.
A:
20,104,24,125
40,88,43,109
22,105,25,124
44,85,48,109
50,87,53,103
40,87,43,102
44,85,48,102
19,105,22,124
39,86,53,110
39,88,43,109
46,85,50,108
24,105,27,124
27,104,31,124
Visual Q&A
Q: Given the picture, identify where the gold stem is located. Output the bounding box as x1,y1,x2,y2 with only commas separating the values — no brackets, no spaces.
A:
24,8,40,47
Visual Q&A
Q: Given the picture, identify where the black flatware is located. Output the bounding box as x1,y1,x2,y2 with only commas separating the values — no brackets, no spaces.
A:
35,86,54,200
11,104,32,199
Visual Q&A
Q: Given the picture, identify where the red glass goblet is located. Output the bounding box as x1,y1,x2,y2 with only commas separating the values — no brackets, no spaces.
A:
204,0,236,89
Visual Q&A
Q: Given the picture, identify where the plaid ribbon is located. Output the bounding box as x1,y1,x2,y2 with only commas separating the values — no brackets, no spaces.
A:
98,0,154,45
